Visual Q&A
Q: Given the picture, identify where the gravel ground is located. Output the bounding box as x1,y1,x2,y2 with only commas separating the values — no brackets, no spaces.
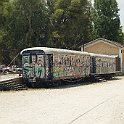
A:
0,76,124,124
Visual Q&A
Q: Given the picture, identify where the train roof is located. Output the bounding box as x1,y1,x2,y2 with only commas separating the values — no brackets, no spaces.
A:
20,47,90,55
89,53,118,58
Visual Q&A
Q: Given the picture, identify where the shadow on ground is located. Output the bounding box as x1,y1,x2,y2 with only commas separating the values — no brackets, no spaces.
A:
37,76,121,90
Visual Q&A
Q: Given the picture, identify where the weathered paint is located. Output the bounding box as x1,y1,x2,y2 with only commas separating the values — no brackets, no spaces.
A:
52,53,91,79
22,55,46,79
91,56,116,74
20,47,116,84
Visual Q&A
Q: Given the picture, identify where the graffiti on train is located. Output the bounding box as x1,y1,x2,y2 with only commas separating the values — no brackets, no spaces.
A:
22,54,91,79
53,54,90,78
22,55,46,78
23,65,45,78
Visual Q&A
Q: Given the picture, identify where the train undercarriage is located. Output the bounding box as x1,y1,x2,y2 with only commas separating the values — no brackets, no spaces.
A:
23,73,116,88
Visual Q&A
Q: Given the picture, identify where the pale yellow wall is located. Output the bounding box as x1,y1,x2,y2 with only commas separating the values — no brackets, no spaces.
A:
122,49,124,64
122,49,124,72
83,41,119,55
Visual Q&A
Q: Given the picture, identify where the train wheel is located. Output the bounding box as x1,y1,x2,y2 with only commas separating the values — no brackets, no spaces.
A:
53,81,61,87
90,75,96,82
30,82,38,88
46,82,53,88
106,75,112,80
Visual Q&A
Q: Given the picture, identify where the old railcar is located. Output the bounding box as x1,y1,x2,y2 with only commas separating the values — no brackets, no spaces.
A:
20,47,91,87
90,53,117,80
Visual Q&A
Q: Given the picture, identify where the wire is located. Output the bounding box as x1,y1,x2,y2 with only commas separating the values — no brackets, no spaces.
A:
0,52,20,75
8,53,20,67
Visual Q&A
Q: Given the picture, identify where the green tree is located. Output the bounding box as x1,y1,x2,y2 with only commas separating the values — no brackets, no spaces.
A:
8,0,50,48
0,0,10,64
50,0,93,49
94,0,123,43
1,0,51,64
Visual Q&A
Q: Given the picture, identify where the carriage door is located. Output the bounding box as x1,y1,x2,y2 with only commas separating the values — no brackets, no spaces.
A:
115,56,121,71
44,54,53,80
31,53,53,80
91,56,96,74
31,52,45,78
35,54,45,78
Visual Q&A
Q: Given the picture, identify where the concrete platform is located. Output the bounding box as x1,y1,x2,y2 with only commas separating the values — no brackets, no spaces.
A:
0,74,20,83
0,74,27,91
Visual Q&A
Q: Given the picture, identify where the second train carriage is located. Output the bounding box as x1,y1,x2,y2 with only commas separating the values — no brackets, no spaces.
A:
20,47,91,87
90,53,116,79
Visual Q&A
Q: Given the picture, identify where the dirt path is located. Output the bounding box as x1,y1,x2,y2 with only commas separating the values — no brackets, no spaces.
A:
0,76,124,124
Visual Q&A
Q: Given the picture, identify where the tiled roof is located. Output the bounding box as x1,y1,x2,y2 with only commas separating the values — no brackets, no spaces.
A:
80,38,124,48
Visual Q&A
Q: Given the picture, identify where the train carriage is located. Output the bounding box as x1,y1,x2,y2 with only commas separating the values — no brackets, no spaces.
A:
20,47,117,87
20,47,91,87
90,53,117,79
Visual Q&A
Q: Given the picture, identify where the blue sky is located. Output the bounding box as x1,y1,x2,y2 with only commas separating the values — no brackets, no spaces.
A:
91,0,124,31
117,0,124,31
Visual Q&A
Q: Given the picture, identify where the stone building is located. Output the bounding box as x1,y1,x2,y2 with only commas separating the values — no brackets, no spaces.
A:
80,38,124,72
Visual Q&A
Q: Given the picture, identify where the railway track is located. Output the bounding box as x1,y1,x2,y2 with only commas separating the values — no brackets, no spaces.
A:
0,74,28,91
0,81,27,91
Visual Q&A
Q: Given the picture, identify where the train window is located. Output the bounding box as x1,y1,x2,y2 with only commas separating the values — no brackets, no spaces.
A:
69,56,71,66
53,54,58,66
85,56,88,64
67,56,70,66
45,55,49,67
22,56,30,65
59,56,63,66
62,56,65,66
102,63,103,67
57,54,60,66
62,55,65,66
37,55,44,67
98,58,101,65
83,56,85,63
65,55,68,66
81,56,83,66
32,55,37,65
71,56,75,66
86,56,89,65
77,57,80,66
